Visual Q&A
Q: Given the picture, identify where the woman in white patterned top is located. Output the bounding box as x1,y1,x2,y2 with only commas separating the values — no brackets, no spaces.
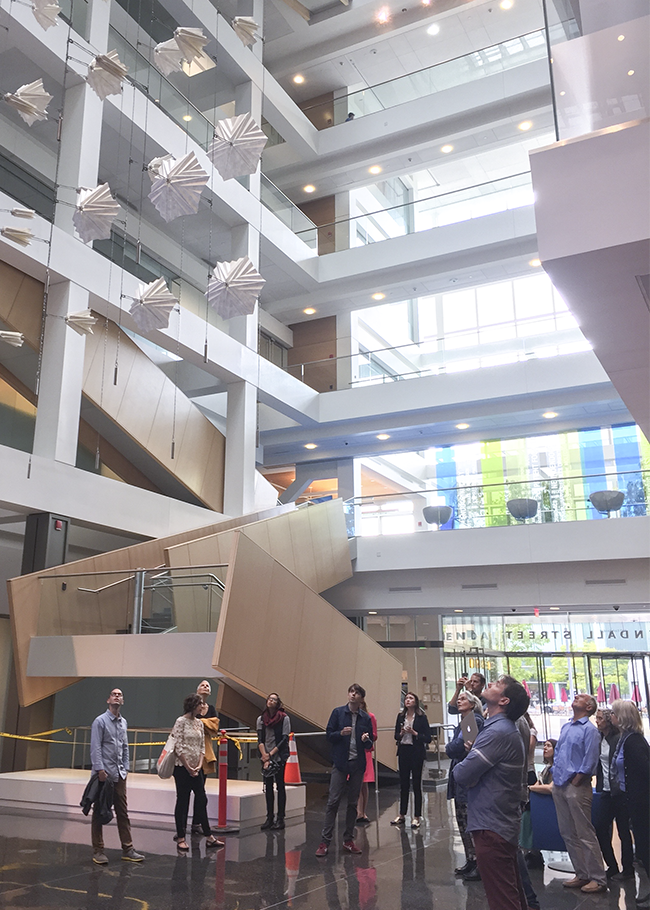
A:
171,693,223,851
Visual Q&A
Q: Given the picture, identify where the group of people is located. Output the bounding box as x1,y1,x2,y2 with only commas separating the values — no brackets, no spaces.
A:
88,676,650,910
444,671,650,909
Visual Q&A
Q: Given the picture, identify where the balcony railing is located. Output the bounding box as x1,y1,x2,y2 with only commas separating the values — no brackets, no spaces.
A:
343,470,649,537
37,565,228,636
296,171,534,252
300,29,551,127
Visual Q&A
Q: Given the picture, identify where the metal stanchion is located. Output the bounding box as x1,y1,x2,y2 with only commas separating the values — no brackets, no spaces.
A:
214,731,239,834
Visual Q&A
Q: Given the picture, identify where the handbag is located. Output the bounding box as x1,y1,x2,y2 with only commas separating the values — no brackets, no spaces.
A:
157,732,176,779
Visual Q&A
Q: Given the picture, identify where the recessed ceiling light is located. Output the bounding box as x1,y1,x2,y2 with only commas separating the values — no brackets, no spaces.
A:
543,411,558,419
376,6,390,24
456,423,469,430
518,120,532,131
500,0,513,8
617,35,625,41
628,70,635,76
550,606,560,611
303,307,316,315
368,610,378,614
303,184,316,193
426,23,440,36
182,115,192,121
529,257,541,267
293,74,305,84
371,292,385,300
304,443,317,449
559,91,566,96
454,609,463,613
369,165,382,175
441,144,453,153
377,433,390,440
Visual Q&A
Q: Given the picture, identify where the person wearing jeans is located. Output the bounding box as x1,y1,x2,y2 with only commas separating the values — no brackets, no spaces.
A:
316,684,374,856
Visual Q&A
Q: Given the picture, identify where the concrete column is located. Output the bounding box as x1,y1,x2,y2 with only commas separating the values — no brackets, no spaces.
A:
223,379,257,517
32,281,87,464
55,0,110,235
336,311,360,390
336,458,360,502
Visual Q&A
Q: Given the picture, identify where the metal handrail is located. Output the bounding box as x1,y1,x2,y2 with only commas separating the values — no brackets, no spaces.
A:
38,563,228,580
295,170,531,236
343,468,650,504
299,29,547,115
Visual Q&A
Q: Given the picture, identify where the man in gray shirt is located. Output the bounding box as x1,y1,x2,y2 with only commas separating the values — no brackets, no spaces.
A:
90,687,144,865
453,675,529,910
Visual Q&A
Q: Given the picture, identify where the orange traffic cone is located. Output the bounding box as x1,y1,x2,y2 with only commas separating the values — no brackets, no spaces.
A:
284,733,303,785
285,849,301,905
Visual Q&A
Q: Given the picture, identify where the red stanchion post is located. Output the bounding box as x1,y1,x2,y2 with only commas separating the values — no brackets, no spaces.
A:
214,731,239,834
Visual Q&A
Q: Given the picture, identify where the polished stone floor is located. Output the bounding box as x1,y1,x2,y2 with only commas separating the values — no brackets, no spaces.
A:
0,783,647,909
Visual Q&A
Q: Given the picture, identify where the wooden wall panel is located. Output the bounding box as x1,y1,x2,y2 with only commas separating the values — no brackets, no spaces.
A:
212,532,402,768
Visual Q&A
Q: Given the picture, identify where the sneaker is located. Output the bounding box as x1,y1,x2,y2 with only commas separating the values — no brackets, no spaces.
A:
92,852,108,865
342,841,362,855
315,842,329,857
581,881,608,894
411,817,421,828
562,877,590,889
121,848,144,863
390,816,405,826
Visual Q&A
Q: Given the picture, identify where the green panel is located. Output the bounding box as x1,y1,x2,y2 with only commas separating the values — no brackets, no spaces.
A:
559,431,584,521
481,439,506,526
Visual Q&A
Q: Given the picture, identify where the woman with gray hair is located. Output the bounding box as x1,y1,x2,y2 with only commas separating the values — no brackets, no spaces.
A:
594,706,633,880
610,699,649,901
445,691,484,881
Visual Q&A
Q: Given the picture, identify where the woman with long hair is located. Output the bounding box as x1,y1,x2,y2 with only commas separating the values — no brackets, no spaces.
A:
391,692,431,828
610,699,650,899
356,697,378,825
257,693,291,830
529,738,557,794
171,693,223,851
445,691,485,879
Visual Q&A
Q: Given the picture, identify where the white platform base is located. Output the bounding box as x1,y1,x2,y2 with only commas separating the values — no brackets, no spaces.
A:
0,769,306,859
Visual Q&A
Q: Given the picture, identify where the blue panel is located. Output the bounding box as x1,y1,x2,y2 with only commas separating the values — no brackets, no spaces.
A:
612,424,646,516
579,428,607,519
436,446,457,529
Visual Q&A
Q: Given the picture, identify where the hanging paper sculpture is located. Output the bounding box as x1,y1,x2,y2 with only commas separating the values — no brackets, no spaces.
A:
206,256,265,318
3,79,52,126
129,278,178,332
86,50,128,100
208,113,267,181
72,183,120,243
232,16,260,47
32,0,60,30
65,309,97,336
146,155,175,181
148,152,209,222
0,331,25,347
153,38,185,76
173,27,209,65
1,226,33,246
11,208,35,218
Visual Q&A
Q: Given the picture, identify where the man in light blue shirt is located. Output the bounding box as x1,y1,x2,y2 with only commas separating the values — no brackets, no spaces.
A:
552,693,606,894
89,687,144,865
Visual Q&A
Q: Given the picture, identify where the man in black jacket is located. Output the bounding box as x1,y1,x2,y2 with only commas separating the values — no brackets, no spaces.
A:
594,708,634,880
315,684,374,857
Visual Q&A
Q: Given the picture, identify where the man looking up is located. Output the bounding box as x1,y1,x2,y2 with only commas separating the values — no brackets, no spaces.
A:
315,684,374,857
90,687,144,865
552,693,607,894
448,672,486,715
452,675,529,910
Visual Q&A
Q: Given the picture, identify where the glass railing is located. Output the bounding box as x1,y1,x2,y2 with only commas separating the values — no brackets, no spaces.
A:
37,566,228,636
0,150,56,221
287,318,588,389
540,0,647,141
301,29,551,127
343,470,650,537
295,172,534,252
260,174,318,247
